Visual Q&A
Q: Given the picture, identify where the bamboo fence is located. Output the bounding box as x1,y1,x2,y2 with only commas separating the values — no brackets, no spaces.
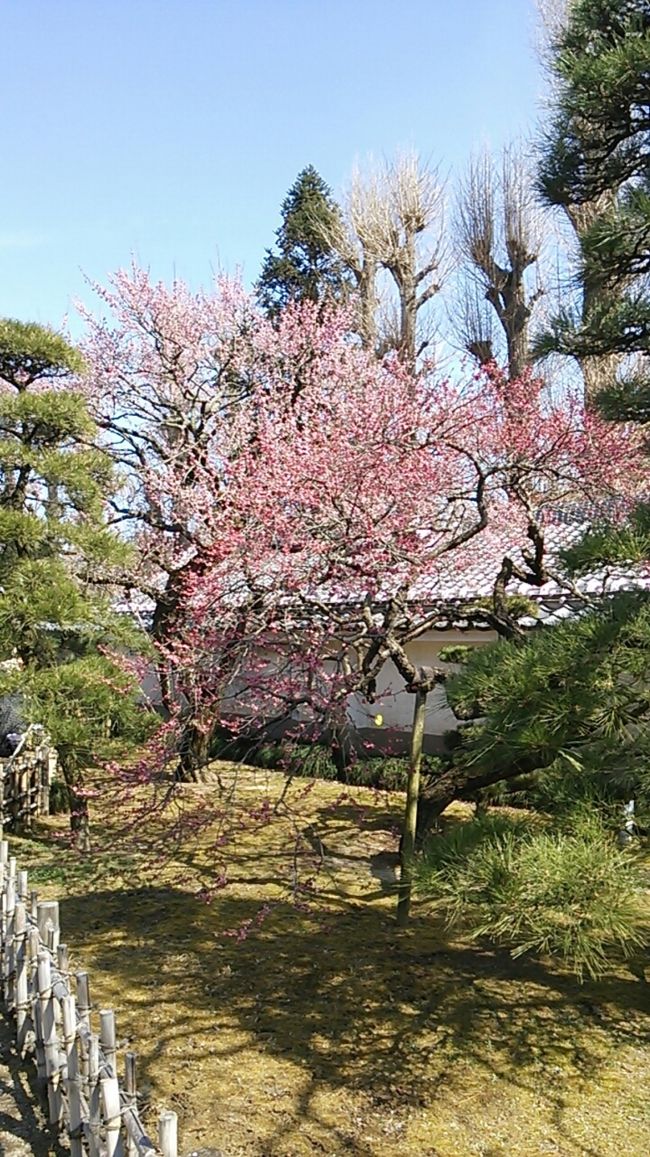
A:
0,724,56,830
0,831,180,1156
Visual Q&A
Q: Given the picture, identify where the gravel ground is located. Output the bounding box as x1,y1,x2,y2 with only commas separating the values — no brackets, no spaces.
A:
0,1016,59,1157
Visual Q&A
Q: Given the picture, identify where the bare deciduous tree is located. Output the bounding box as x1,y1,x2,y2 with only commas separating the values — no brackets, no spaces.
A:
319,152,446,366
454,145,546,380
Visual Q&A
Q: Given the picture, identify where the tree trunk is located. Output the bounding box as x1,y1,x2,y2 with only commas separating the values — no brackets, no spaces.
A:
59,757,91,853
396,687,427,928
565,197,624,407
70,792,91,853
329,707,355,779
176,720,213,782
416,752,548,841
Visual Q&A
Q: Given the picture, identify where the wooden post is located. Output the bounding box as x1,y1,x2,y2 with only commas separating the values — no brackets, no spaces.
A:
396,686,427,928
17,869,28,901
159,1110,178,1157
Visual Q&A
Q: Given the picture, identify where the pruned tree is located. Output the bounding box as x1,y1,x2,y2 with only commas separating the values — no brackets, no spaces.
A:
453,146,546,379
0,319,152,844
320,152,446,365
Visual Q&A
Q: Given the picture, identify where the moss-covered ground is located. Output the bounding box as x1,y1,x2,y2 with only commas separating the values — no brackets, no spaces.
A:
9,765,650,1156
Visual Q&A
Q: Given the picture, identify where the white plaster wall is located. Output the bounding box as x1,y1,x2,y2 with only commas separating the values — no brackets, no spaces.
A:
143,628,498,740
347,629,496,738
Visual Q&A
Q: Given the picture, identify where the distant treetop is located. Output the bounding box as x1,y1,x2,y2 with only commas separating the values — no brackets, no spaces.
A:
256,165,351,316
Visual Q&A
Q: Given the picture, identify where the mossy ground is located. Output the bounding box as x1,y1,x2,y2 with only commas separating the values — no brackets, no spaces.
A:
9,765,650,1156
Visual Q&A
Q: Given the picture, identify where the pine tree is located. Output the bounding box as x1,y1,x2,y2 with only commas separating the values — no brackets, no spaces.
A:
536,0,650,560
536,0,650,409
0,319,153,843
256,166,351,315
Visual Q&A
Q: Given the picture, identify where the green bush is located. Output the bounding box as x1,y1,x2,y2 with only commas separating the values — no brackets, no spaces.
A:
415,812,647,979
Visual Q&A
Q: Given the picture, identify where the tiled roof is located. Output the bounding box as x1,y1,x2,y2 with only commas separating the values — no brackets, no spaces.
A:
115,519,650,633
415,521,650,630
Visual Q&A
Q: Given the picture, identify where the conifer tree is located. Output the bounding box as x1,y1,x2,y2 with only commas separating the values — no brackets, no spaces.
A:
536,0,650,409
256,166,351,315
537,0,650,559
0,319,153,843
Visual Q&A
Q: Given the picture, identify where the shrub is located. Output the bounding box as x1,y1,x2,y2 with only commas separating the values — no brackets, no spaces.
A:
415,812,647,979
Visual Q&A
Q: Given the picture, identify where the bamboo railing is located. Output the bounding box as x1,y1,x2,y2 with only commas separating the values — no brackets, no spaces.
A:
0,832,180,1156
0,724,56,830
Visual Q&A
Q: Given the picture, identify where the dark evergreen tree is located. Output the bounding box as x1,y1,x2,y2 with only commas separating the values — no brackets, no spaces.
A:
536,0,650,408
256,165,351,315
0,320,154,843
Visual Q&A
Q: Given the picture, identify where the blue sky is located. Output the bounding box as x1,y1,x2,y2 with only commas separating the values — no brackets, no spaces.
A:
2,0,543,333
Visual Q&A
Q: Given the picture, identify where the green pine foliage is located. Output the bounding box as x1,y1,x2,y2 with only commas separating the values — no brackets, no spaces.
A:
537,0,650,400
560,502,650,573
0,319,153,834
256,165,351,315
414,810,646,979
0,319,84,387
446,593,650,812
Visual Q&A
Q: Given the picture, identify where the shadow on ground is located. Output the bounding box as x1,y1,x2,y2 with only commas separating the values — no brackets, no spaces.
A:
53,881,650,1157
0,1013,67,1157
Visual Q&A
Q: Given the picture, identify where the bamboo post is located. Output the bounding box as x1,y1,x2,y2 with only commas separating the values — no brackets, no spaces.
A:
396,685,427,928
158,1110,178,1157
100,1008,117,1076
57,942,69,983
36,900,60,948
0,846,6,1004
17,868,28,901
101,1073,123,1157
76,971,91,1110
124,1052,138,1157
26,925,40,1059
4,871,15,1008
87,1033,102,1157
62,994,84,1157
14,900,28,1050
37,948,61,1122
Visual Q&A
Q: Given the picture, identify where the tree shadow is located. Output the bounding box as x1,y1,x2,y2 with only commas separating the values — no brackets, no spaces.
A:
54,883,650,1157
0,1013,68,1157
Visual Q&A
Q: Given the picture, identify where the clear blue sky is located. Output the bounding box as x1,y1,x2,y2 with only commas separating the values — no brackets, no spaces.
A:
2,0,543,333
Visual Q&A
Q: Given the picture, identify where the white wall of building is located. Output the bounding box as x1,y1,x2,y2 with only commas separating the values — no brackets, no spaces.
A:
143,628,498,749
346,628,496,750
